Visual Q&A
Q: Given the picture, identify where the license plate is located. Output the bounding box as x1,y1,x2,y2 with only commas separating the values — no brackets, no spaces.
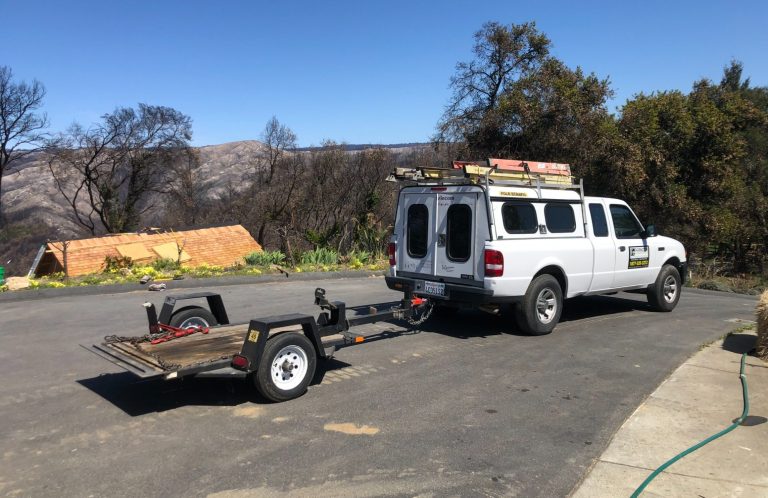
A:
422,281,446,297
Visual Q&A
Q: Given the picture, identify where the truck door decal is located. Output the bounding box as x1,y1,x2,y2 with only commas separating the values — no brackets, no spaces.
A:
628,246,650,268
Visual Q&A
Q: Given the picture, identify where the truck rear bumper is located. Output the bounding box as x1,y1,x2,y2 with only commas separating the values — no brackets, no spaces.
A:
385,276,506,304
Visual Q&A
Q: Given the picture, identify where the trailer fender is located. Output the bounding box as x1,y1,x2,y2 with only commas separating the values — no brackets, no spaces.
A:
235,314,326,373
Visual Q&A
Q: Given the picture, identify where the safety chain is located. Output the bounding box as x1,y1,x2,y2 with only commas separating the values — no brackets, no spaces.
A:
407,299,435,326
104,334,149,345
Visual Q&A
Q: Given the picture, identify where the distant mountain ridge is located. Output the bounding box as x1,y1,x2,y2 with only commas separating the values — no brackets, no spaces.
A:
294,142,429,152
1,140,428,238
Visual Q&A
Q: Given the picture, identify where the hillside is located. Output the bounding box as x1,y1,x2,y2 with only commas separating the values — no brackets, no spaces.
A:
0,141,428,275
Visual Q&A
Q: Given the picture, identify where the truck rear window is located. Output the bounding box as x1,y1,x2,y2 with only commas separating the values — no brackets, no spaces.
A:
544,204,576,233
501,202,537,234
589,203,609,237
447,204,472,262
407,204,429,258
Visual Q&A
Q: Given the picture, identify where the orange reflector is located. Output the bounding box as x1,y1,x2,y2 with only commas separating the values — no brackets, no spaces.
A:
354,337,364,343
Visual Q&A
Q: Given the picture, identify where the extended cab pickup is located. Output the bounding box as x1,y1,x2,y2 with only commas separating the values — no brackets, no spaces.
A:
385,162,687,335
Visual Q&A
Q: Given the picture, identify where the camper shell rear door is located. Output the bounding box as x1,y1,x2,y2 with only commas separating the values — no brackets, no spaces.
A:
396,185,488,288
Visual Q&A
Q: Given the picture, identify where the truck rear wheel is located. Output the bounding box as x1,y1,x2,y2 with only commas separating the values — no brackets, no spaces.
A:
515,274,563,336
254,332,317,402
647,264,681,312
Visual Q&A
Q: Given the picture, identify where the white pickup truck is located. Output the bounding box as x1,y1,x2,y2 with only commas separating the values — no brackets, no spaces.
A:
385,161,687,335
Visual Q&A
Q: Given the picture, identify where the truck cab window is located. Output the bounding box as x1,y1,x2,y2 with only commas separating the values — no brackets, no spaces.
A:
501,202,537,234
407,204,429,257
544,204,576,233
447,204,472,262
589,203,609,237
610,204,643,239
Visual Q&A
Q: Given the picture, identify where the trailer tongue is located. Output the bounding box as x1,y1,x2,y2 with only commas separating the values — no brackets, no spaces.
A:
83,286,432,402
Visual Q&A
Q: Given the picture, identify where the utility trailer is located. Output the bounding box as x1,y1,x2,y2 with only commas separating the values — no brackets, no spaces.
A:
83,287,432,402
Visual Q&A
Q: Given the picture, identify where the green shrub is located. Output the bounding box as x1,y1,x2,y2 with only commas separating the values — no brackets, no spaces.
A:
346,250,373,264
152,258,180,271
104,255,133,273
244,250,286,266
300,248,339,266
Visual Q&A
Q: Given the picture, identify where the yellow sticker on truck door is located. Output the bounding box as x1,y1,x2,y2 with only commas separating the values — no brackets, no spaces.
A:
628,246,650,268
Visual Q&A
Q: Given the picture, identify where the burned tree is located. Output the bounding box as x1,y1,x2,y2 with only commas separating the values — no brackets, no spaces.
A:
48,104,192,234
0,66,48,223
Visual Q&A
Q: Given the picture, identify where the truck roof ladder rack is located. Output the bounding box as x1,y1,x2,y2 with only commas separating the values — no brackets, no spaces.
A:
387,158,583,196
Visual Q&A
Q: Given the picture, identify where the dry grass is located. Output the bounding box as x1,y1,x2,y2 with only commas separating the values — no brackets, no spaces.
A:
688,257,767,295
756,291,768,360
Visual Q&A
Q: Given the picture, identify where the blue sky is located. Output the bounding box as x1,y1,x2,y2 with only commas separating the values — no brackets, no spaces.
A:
3,0,767,146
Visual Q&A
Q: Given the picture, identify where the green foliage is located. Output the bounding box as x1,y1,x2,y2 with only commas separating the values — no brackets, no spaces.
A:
440,24,768,275
244,250,286,266
103,255,133,273
151,258,180,271
353,213,390,258
304,225,340,249
598,61,768,272
300,248,339,266
346,250,373,264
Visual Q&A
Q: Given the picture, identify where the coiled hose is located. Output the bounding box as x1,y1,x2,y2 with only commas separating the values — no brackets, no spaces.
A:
631,353,749,497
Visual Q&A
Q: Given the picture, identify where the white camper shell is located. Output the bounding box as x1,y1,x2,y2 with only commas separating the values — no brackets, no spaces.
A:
385,160,687,335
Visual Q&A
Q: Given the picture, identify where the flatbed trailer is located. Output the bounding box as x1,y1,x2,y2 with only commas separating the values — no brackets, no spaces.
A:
83,287,430,402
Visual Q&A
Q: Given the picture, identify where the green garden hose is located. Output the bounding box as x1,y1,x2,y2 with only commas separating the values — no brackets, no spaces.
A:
631,353,749,497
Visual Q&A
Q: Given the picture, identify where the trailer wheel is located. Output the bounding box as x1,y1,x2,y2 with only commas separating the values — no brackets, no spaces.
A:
254,332,317,402
169,306,218,329
647,264,681,312
515,274,563,336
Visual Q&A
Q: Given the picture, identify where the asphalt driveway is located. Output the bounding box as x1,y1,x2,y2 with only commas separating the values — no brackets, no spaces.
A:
0,277,756,497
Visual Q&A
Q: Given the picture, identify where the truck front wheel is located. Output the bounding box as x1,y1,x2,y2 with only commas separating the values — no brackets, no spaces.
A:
254,332,317,402
515,274,563,335
647,264,681,312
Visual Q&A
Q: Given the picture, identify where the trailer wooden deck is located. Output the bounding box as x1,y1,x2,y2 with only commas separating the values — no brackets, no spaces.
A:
105,323,312,371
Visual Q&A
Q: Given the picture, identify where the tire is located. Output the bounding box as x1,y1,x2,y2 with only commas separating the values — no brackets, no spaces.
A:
254,332,317,402
647,264,681,312
515,274,563,336
169,306,218,329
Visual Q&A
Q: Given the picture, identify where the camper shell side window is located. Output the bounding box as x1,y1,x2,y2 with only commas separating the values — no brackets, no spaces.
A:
501,201,538,234
544,204,576,233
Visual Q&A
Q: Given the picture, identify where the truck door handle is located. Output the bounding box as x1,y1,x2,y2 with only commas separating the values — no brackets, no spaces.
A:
619,246,626,252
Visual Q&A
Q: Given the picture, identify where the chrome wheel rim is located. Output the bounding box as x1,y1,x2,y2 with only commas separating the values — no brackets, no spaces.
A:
271,345,308,391
663,275,678,303
536,288,558,324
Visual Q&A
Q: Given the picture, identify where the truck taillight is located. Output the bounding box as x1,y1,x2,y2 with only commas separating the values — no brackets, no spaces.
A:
388,242,396,266
484,249,504,277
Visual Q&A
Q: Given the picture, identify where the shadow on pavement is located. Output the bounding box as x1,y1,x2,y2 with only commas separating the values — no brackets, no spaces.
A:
722,333,757,354
78,357,352,416
79,294,650,415
420,293,650,337
561,294,651,323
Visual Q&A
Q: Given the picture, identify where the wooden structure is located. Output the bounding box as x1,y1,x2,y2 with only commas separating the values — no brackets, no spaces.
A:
33,225,262,277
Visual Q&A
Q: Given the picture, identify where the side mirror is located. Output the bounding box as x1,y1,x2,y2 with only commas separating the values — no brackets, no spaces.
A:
643,224,657,238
